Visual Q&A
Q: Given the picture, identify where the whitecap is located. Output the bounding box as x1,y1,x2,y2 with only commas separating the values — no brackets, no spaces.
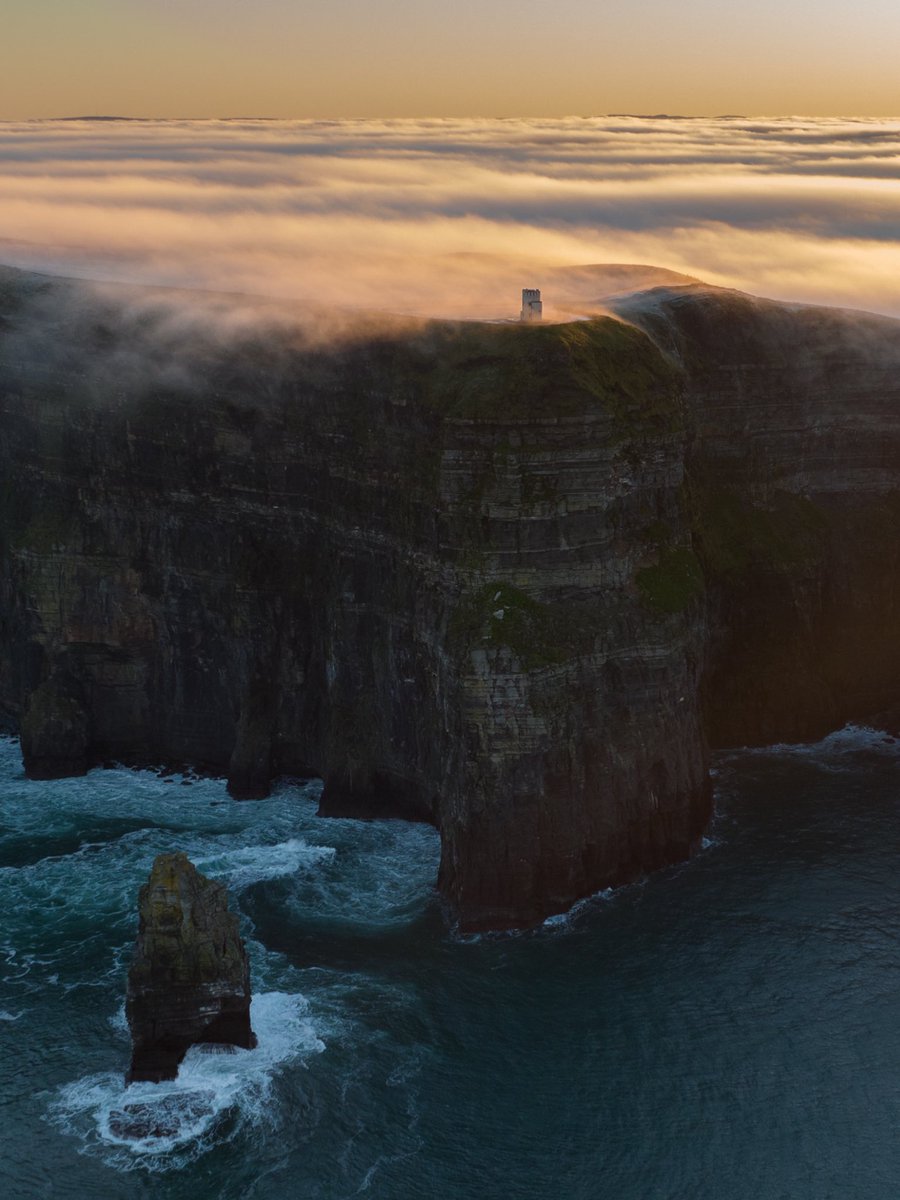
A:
49,990,324,1171
724,723,900,769
539,889,615,933
195,837,336,889
108,1002,128,1036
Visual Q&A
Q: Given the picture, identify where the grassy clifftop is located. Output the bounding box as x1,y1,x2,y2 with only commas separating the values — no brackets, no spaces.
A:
416,316,682,424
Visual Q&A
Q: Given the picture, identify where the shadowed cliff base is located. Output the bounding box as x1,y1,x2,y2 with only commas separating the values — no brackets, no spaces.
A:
1,263,899,929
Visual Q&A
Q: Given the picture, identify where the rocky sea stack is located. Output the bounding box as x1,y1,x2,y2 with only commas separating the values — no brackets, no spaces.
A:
126,852,256,1084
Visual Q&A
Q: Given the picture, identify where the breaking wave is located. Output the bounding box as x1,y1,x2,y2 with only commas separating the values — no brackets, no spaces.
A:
50,991,323,1170
722,723,900,770
195,837,337,888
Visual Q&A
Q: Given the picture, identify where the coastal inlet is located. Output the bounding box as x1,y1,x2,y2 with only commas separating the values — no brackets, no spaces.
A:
2,729,900,1197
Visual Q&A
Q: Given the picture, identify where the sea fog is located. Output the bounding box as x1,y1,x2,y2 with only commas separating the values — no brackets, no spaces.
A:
2,116,900,319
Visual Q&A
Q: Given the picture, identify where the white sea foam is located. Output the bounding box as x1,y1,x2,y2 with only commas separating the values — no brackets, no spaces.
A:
0,734,439,1183
109,1002,128,1035
539,888,616,934
50,991,323,1171
725,723,900,768
195,837,336,888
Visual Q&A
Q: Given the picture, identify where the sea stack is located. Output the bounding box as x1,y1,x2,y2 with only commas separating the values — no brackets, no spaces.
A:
126,851,256,1083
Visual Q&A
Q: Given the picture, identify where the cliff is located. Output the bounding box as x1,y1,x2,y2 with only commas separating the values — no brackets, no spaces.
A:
613,284,900,746
1,265,898,930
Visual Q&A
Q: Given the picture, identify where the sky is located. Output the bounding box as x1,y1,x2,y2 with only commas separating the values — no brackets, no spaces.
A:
2,116,900,320
4,1,900,119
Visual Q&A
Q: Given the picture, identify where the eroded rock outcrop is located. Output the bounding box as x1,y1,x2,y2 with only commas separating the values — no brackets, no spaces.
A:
126,851,255,1083
1,264,899,930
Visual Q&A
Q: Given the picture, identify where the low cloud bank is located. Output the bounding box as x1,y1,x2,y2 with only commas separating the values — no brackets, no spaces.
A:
3,116,900,318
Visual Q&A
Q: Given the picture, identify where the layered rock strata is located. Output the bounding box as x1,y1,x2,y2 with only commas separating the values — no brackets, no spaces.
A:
615,285,900,747
1,265,899,930
126,851,255,1083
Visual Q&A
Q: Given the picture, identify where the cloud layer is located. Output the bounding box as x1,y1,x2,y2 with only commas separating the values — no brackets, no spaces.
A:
3,116,900,319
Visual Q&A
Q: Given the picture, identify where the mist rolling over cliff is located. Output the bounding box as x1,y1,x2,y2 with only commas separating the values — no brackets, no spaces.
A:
3,247,900,1192
4,116,900,319
3,259,900,930
6,0,900,1187
5,67,900,1200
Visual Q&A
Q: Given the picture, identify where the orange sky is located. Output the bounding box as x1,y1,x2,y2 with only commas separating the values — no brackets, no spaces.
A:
4,0,900,119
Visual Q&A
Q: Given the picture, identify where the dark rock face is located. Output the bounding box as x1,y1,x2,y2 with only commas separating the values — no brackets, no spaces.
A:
616,285,900,748
227,678,275,800
19,673,89,779
126,852,255,1083
1,265,899,930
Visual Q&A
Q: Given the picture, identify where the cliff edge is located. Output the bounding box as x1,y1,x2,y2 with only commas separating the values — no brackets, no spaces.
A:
1,265,898,929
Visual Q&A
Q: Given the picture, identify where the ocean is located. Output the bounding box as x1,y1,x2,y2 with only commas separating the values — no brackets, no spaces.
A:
1,728,899,1199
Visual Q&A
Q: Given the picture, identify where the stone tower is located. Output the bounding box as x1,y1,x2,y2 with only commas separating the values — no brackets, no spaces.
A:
520,288,542,322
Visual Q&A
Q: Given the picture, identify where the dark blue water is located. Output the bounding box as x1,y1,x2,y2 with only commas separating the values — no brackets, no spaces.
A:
1,728,899,1199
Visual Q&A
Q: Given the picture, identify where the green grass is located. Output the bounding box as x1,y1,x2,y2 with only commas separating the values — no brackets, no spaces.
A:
449,582,576,669
636,546,705,614
417,317,683,430
690,486,831,579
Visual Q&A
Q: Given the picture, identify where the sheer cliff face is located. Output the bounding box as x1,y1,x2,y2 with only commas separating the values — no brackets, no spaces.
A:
615,286,900,747
1,267,898,930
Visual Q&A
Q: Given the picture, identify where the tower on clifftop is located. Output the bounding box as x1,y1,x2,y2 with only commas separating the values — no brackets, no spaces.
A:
520,288,542,322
